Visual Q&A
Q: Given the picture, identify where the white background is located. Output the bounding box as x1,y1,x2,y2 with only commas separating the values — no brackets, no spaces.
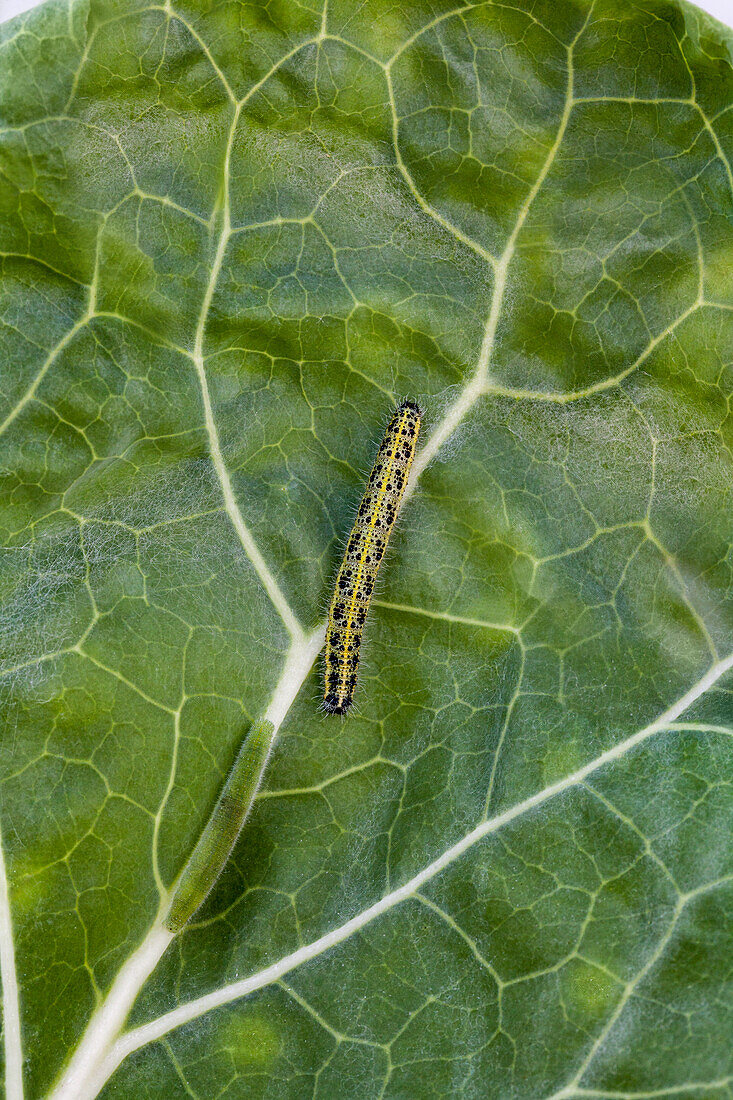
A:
0,0,731,28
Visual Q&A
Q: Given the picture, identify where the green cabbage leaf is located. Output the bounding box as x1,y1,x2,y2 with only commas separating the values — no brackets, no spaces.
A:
0,0,732,1096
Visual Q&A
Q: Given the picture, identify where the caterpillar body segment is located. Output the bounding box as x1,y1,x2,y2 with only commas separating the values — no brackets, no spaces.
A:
323,400,421,716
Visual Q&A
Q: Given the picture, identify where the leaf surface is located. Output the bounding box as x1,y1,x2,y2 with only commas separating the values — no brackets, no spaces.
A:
0,0,732,1097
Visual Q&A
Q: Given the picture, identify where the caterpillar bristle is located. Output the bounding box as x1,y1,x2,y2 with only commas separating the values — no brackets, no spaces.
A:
322,400,421,715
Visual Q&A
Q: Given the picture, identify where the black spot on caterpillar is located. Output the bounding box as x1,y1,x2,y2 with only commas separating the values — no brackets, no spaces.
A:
323,399,421,716
164,718,274,933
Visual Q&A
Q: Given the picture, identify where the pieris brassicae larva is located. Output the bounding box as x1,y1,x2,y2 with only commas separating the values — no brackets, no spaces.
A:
323,400,421,715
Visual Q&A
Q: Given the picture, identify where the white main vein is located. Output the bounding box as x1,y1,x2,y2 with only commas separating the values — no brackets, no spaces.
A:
60,650,733,1100
0,824,23,1100
1,4,726,1099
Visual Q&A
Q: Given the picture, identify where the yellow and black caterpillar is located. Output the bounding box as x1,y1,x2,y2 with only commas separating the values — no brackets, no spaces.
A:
323,400,421,715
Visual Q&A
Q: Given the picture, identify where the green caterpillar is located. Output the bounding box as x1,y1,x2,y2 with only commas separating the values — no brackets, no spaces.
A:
164,718,274,933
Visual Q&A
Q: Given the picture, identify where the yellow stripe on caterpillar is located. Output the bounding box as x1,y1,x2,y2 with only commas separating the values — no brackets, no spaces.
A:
323,400,421,715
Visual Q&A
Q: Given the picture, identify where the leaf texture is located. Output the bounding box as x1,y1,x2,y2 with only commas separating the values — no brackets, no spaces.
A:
0,0,732,1097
